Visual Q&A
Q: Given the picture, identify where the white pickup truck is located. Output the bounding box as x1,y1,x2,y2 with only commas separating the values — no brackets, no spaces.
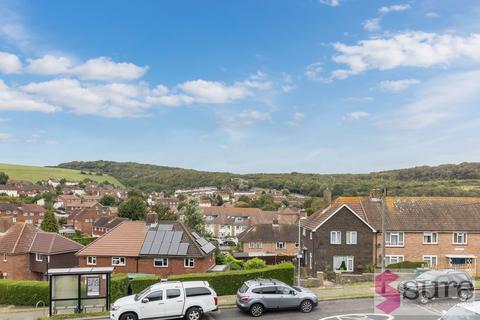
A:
110,281,218,320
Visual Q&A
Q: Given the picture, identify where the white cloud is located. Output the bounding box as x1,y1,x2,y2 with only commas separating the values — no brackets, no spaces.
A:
343,111,369,120
0,80,58,113
379,4,411,14
425,12,440,18
305,62,324,81
287,112,305,126
331,32,480,79
0,133,12,141
72,57,147,81
379,79,420,92
0,52,22,74
363,18,381,32
26,55,72,75
319,0,341,7
345,96,374,102
281,84,295,93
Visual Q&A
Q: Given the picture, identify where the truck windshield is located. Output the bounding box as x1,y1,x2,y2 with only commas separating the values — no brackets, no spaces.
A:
134,286,151,301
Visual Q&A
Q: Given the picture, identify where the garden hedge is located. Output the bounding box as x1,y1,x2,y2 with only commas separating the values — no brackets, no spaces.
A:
387,261,426,269
130,262,295,296
0,279,49,306
110,274,129,302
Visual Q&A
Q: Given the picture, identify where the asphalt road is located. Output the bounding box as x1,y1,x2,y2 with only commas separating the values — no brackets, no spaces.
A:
202,298,465,320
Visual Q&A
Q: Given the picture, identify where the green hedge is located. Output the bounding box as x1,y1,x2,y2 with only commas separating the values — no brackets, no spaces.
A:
110,274,129,302
70,237,96,246
130,262,295,296
387,261,426,269
0,279,49,306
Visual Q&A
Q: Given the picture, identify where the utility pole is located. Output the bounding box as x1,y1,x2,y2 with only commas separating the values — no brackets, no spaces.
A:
381,186,387,293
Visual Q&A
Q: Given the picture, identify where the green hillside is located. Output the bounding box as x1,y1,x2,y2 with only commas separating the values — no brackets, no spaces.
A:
0,163,123,186
57,161,480,197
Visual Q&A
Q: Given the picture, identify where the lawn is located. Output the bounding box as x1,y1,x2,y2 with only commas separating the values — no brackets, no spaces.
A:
0,163,123,186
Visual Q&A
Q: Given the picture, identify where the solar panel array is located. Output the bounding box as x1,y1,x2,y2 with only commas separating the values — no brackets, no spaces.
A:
140,226,189,256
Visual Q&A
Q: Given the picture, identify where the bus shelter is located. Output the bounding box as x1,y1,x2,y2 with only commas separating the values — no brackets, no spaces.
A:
48,267,114,316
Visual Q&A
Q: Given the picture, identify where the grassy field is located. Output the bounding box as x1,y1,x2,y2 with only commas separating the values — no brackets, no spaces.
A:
0,163,123,186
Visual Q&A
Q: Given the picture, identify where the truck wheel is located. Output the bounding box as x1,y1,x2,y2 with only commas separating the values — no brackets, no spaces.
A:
249,303,264,317
185,307,203,320
300,300,314,313
120,312,138,320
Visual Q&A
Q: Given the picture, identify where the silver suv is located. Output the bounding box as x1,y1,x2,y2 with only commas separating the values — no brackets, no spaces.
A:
236,279,318,317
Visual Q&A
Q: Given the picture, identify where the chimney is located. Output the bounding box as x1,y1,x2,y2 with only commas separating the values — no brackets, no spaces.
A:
323,189,332,208
369,189,383,202
272,218,279,227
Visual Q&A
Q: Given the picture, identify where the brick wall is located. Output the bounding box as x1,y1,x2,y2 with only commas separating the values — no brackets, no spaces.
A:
0,254,40,280
242,242,297,256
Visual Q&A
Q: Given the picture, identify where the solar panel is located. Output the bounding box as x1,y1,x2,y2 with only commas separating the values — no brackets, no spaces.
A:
191,232,201,239
168,242,180,255
158,240,170,254
140,241,153,254
201,242,216,254
177,243,189,255
144,230,156,242
172,231,183,243
196,237,208,246
157,224,173,231
149,231,165,254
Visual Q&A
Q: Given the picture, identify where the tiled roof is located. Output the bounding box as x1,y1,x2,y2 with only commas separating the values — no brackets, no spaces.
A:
20,204,45,213
68,209,102,220
202,207,298,225
303,196,480,232
29,232,83,254
0,223,38,254
93,217,128,229
0,202,20,211
238,224,298,243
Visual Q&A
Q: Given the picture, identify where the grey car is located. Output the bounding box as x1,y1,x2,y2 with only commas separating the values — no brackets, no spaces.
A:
236,279,318,317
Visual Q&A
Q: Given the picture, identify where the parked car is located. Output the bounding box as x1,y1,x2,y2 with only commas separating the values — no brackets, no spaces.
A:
440,301,480,319
398,270,474,304
110,281,218,320
236,279,318,317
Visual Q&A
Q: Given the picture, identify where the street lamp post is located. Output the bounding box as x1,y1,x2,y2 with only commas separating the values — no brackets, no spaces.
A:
297,216,307,286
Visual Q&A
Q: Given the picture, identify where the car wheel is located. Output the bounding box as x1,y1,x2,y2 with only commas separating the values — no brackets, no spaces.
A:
249,303,264,317
185,307,203,320
300,299,314,313
418,292,429,304
120,312,138,320
458,289,471,302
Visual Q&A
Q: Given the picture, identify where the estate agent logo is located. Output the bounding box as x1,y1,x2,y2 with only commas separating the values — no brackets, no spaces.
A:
375,270,400,314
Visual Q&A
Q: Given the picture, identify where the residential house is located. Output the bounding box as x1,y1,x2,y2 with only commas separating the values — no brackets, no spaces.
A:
0,203,21,221
238,222,298,260
55,194,81,209
301,196,480,276
0,185,18,197
92,217,128,237
67,208,104,234
17,204,46,225
16,184,49,197
0,222,82,280
77,221,216,276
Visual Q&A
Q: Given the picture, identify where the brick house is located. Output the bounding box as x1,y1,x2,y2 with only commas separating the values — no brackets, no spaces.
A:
237,222,298,260
0,222,83,280
18,204,46,225
302,196,480,276
76,221,216,277
67,208,106,234
92,216,128,237
0,202,21,220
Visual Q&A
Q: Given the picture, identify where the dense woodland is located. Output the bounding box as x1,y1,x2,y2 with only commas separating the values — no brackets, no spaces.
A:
57,161,480,197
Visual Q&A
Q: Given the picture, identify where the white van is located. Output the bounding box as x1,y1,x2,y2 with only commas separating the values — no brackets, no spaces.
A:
110,281,218,320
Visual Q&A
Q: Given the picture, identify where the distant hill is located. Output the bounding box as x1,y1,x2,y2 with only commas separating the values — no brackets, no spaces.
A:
0,163,123,186
57,161,480,197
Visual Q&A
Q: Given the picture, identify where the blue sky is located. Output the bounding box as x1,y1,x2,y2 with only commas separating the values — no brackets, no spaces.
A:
0,0,480,173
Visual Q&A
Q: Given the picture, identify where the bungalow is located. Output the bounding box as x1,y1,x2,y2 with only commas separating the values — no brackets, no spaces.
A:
76,221,216,277
0,222,83,280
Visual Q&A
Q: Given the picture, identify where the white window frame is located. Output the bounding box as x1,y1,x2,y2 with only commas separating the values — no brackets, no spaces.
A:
385,255,404,266
112,256,126,266
3,253,6,262
154,258,168,268
423,255,438,266
255,242,262,249
453,232,468,245
423,232,438,244
87,256,97,266
248,242,256,249
184,258,195,268
385,232,404,247
309,252,312,269
346,231,357,245
302,228,306,237
309,231,312,240
333,256,354,272
276,242,286,250
330,231,341,245
35,253,43,262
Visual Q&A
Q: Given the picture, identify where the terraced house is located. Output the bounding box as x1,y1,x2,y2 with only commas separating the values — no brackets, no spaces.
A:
301,196,480,276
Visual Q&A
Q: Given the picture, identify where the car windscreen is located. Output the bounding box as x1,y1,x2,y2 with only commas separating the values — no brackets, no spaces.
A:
135,286,151,301
441,306,480,320
239,284,249,293
417,272,436,282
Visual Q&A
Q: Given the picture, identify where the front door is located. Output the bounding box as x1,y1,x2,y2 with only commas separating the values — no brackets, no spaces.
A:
141,290,164,319
163,288,184,317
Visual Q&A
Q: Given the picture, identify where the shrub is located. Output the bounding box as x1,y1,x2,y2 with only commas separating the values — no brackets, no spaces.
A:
130,262,295,296
0,279,49,305
387,261,426,269
70,236,96,246
110,274,129,302
244,258,267,270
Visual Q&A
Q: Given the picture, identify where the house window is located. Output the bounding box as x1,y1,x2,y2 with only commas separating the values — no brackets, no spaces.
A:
423,255,437,266
255,242,262,248
3,253,6,262
346,231,357,245
295,242,299,248
309,232,312,240
333,256,354,272
276,242,286,249
385,232,404,247
154,258,168,267
35,253,43,262
302,228,306,237
330,231,341,244
385,255,404,266
423,232,438,244
87,256,97,265
453,232,467,244
112,256,126,266
184,258,195,268
309,252,312,269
